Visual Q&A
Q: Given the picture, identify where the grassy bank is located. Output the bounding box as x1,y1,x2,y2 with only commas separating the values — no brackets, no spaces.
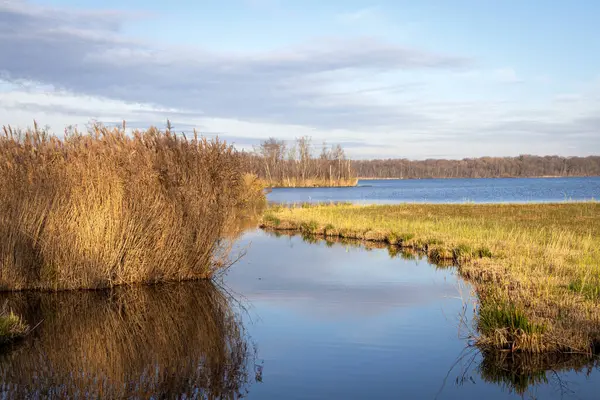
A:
0,124,263,291
260,202,600,353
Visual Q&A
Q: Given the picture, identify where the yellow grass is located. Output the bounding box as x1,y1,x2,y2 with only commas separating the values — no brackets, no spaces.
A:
261,202,600,353
0,123,263,291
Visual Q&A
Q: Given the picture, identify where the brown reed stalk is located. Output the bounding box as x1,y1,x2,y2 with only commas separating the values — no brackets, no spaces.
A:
0,123,257,290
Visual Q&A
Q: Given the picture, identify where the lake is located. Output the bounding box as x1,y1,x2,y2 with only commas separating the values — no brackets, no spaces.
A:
1,228,599,399
268,177,600,204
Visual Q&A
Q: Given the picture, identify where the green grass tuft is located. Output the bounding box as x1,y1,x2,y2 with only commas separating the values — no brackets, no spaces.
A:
477,246,493,258
300,220,319,234
399,233,415,242
569,279,600,300
453,244,473,259
479,303,545,336
262,214,281,227
0,309,28,344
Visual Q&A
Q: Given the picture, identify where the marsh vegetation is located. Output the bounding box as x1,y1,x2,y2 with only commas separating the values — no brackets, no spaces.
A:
0,123,262,291
2,119,600,397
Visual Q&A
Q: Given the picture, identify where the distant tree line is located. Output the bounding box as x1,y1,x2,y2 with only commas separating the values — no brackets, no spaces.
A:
241,137,357,187
352,155,600,179
240,135,600,183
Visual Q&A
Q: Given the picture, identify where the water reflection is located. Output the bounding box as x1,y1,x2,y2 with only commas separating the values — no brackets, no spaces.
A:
444,348,600,399
235,229,600,399
277,230,600,398
479,351,599,396
1,226,599,399
0,282,254,399
262,228,454,268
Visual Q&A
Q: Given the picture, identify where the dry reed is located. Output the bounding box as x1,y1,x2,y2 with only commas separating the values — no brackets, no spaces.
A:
0,122,259,290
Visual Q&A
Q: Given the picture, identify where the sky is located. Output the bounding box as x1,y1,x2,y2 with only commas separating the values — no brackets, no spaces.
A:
1,0,599,159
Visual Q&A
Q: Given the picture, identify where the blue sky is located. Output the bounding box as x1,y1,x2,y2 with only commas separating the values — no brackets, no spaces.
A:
1,0,599,158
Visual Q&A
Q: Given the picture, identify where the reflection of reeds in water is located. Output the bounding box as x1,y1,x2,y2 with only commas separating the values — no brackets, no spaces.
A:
443,347,600,397
478,350,600,396
0,282,253,399
265,229,453,267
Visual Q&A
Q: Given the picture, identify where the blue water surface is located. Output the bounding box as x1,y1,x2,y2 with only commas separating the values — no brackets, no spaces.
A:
225,230,600,399
267,177,600,204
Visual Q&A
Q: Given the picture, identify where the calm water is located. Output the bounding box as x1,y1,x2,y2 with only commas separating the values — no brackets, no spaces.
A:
268,177,600,204
2,229,599,399
226,231,600,399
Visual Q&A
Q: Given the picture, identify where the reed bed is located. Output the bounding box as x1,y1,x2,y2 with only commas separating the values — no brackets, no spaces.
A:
260,202,600,353
0,123,260,291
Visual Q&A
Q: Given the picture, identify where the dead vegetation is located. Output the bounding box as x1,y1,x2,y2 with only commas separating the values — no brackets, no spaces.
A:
0,122,262,290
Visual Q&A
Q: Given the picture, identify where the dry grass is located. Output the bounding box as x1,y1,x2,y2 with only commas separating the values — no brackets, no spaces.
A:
0,281,251,398
0,123,262,291
260,202,600,353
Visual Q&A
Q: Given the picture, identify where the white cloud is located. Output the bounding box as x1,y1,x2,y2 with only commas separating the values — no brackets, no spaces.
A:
3,81,599,159
0,1,469,132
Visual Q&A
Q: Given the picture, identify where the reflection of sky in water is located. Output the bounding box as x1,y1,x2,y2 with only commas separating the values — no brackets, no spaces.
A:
228,230,465,319
226,230,600,399
267,177,600,204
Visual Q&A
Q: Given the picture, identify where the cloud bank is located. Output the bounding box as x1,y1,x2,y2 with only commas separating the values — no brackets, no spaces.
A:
0,0,469,131
1,0,599,158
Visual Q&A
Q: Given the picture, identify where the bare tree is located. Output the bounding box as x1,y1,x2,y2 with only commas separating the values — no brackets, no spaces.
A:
243,137,358,187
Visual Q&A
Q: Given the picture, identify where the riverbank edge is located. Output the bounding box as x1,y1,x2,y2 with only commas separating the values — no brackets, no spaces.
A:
259,203,600,355
259,223,462,263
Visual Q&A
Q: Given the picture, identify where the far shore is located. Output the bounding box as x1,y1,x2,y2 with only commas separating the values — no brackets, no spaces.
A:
357,175,599,180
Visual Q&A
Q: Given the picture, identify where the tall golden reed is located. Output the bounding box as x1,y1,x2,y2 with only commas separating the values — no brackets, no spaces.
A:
0,123,251,290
